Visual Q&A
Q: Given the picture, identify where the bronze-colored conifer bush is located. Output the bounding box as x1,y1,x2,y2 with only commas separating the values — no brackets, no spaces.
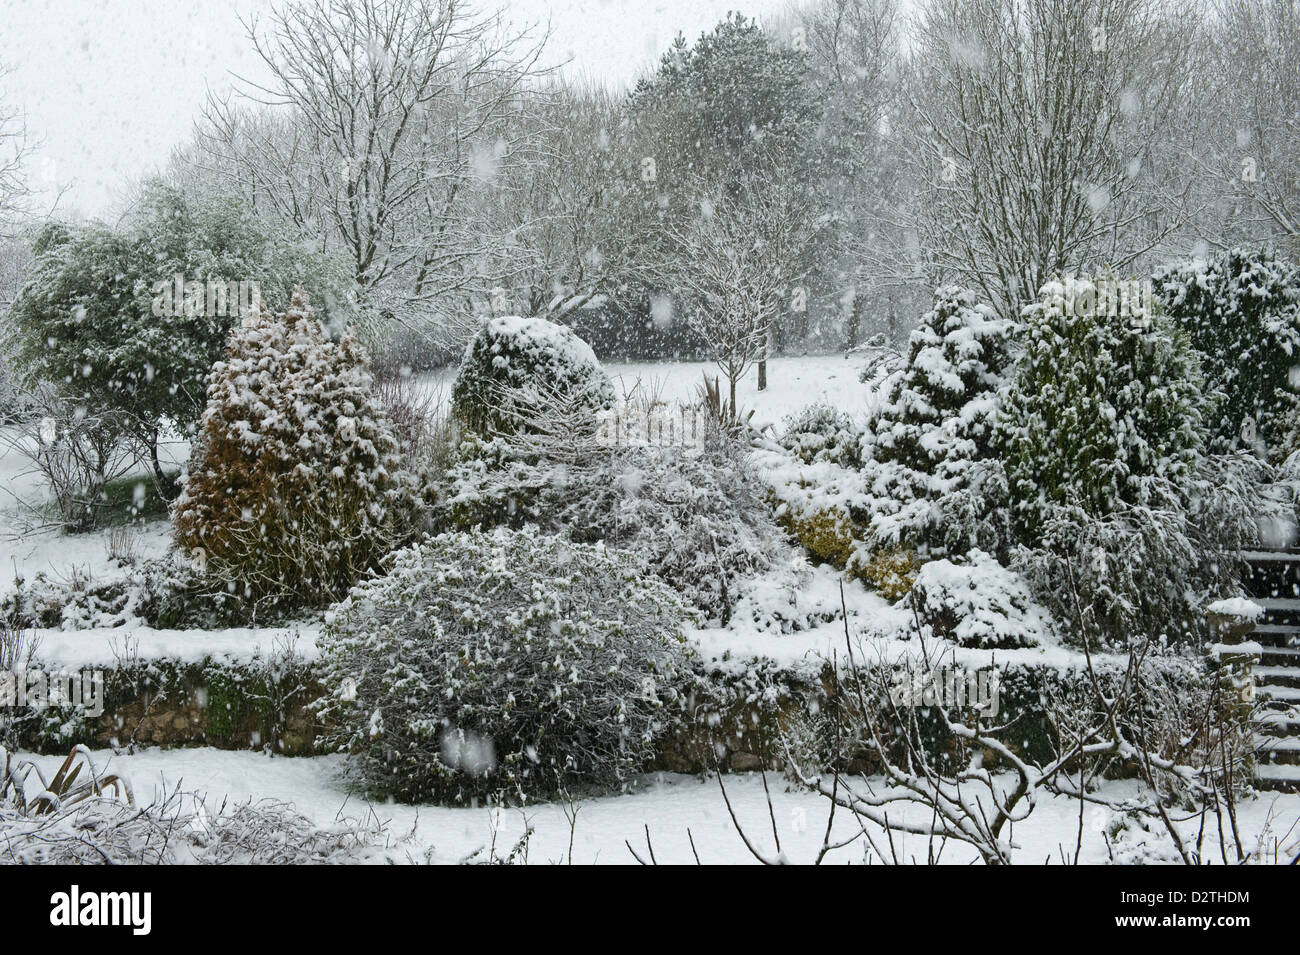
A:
172,290,405,608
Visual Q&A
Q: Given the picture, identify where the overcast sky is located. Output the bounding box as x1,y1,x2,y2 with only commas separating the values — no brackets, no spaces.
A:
0,0,798,221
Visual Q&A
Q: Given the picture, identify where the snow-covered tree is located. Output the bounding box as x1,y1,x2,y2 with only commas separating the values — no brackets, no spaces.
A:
558,446,782,625
627,14,831,382
992,278,1265,645
657,175,827,406
195,0,548,352
900,0,1195,317
795,0,926,346
997,278,1206,535
1155,247,1300,461
6,181,345,492
478,82,641,322
860,286,1013,554
1199,1,1300,257
172,290,403,607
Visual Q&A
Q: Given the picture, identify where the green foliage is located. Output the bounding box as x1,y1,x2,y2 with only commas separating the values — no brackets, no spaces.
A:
6,180,348,462
450,315,614,438
172,291,406,609
314,527,695,803
994,278,1269,647
996,278,1208,538
1156,248,1300,460
629,13,822,187
98,472,176,526
0,556,259,631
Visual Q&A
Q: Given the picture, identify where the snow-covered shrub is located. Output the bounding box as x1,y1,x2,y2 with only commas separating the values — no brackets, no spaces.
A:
451,315,614,438
172,290,405,608
1155,248,1300,460
860,546,922,602
995,279,1262,645
314,527,695,803
6,188,348,492
557,446,782,624
0,784,379,864
433,435,557,532
779,402,862,467
997,278,1207,538
0,352,34,424
1104,813,1183,865
436,404,784,624
777,499,863,572
860,287,1013,556
15,389,136,532
1,556,258,631
925,456,1016,560
1011,458,1269,649
904,550,1051,649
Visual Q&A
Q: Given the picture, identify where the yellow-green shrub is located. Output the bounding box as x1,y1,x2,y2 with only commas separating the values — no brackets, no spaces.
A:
856,546,921,601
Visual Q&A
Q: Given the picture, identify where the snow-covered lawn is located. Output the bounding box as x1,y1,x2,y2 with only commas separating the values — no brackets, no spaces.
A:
13,746,1299,865
0,428,187,596
416,353,877,434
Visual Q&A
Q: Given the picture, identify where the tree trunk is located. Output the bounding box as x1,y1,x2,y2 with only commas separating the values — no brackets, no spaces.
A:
847,292,862,350
151,437,179,502
757,316,768,392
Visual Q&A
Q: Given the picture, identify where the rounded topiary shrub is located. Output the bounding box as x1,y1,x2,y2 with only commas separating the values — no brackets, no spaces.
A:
904,550,1050,649
451,315,615,437
314,526,695,803
172,290,404,607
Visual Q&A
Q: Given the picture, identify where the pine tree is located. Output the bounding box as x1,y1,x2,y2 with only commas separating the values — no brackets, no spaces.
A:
173,290,403,607
861,286,1012,553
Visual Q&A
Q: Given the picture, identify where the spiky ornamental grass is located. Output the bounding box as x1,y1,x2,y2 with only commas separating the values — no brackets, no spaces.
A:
172,290,406,609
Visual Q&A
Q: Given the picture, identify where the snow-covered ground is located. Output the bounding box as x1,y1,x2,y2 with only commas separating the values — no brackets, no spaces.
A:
416,353,878,434
13,747,1299,865
0,430,187,597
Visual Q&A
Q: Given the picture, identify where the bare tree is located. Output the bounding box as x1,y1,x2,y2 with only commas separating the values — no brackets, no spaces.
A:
477,81,643,321
1196,0,1300,256
193,0,549,349
898,0,1198,317
797,0,927,345
657,169,827,407
0,66,34,238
